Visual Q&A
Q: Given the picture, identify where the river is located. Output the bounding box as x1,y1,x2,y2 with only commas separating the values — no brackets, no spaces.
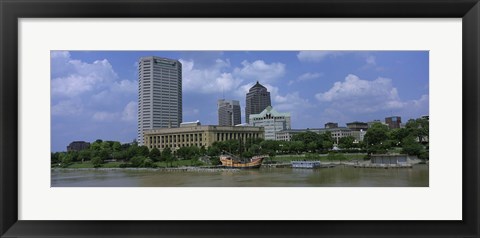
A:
51,164,428,187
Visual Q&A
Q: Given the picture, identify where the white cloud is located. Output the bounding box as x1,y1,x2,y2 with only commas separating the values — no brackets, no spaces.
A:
180,58,286,95
51,52,118,97
180,58,242,94
297,51,344,62
111,80,137,94
274,92,312,112
315,74,427,115
233,60,285,83
289,72,323,85
51,100,83,116
121,101,137,122
91,101,137,122
92,111,118,122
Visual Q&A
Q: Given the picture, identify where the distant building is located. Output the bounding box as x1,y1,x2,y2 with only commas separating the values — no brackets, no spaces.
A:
245,81,271,124
385,116,402,129
143,124,264,152
249,106,291,140
346,121,368,131
180,120,201,127
368,120,385,128
218,99,241,126
67,141,90,152
325,122,338,129
137,56,182,145
276,127,361,143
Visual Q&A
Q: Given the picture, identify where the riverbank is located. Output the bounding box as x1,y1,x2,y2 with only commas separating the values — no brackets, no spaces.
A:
52,166,240,173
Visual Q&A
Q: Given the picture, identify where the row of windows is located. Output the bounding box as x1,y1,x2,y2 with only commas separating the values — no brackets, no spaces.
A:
147,134,204,144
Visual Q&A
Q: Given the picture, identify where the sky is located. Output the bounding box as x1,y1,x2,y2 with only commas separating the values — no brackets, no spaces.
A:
51,51,429,152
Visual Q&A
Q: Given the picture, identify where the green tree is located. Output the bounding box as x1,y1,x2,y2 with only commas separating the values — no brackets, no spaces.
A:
78,150,91,162
405,118,429,143
130,156,146,167
51,152,60,164
364,123,390,154
91,156,103,168
401,136,424,156
112,141,122,152
207,146,220,157
199,146,207,156
338,136,356,149
136,146,150,157
162,147,174,167
149,148,161,161
290,141,305,154
306,141,317,152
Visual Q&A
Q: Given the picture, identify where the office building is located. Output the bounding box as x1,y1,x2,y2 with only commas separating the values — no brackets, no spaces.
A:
325,122,338,129
249,106,291,140
346,121,369,131
245,81,271,123
385,116,402,129
144,124,264,152
218,99,241,126
67,141,90,152
276,127,361,143
137,56,182,145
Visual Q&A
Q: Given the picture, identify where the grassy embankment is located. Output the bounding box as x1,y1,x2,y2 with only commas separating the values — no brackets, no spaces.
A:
57,153,369,168
59,159,202,169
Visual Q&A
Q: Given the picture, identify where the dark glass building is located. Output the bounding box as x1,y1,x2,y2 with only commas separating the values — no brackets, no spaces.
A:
245,81,271,123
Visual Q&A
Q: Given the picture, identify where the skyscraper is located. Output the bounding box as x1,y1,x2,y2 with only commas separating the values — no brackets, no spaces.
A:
137,56,182,145
245,81,271,124
218,99,241,126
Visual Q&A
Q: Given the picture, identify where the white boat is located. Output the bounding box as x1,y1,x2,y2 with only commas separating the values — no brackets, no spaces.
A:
291,160,322,169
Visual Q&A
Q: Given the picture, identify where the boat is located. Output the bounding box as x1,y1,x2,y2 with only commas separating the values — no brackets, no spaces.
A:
219,152,267,169
291,160,322,169
291,160,335,169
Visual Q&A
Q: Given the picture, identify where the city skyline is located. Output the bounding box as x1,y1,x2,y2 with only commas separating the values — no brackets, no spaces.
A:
51,50,429,152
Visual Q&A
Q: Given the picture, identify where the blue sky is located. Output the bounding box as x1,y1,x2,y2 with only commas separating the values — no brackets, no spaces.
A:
51,51,429,152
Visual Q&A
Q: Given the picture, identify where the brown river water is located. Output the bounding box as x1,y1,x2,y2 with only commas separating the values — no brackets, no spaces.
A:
51,164,428,187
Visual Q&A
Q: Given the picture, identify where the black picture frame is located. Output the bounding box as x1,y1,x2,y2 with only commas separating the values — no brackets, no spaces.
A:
1,0,479,237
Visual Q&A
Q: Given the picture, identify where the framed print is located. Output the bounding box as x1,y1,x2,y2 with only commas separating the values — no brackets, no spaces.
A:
1,0,479,237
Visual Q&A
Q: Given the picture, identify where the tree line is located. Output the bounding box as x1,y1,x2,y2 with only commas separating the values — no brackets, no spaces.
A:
52,117,428,167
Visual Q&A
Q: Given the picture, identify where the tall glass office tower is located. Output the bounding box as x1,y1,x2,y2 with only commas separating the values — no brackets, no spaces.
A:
245,81,271,124
137,56,182,145
218,99,241,126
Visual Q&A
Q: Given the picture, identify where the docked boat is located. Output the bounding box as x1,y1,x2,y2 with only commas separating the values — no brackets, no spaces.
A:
291,160,336,169
219,152,267,169
291,160,322,169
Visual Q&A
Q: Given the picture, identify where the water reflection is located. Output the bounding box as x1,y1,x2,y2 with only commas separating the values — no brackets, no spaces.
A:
51,165,429,187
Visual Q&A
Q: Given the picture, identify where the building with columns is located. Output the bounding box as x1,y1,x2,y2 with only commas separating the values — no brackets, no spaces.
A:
143,123,264,152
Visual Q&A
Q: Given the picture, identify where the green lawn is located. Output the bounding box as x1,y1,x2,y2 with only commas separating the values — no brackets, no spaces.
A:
62,161,124,168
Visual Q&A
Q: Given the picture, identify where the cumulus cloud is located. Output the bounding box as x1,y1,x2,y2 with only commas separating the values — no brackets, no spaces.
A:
233,60,285,83
121,101,137,122
92,111,118,122
274,92,312,112
181,58,285,94
51,54,118,97
289,72,323,85
51,51,137,122
315,74,428,115
180,58,240,94
297,51,344,62
51,99,83,116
